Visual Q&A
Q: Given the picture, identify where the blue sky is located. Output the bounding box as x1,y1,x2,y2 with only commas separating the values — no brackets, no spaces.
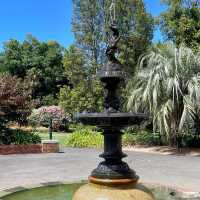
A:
0,0,166,51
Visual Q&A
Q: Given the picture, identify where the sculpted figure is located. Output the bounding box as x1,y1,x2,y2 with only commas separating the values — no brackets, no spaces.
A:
106,22,120,63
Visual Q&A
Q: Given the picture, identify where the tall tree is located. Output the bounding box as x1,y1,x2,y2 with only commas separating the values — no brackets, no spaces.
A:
59,45,103,115
0,35,68,104
2,39,24,76
108,0,154,75
0,52,6,73
62,45,86,88
72,0,154,75
160,0,200,51
72,0,104,66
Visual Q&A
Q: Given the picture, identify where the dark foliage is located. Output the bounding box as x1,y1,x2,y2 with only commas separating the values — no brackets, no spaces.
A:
0,129,41,145
0,74,32,144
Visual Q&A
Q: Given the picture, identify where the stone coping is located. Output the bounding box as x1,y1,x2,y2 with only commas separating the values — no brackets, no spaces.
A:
0,180,199,199
145,182,200,199
0,142,59,155
42,140,59,144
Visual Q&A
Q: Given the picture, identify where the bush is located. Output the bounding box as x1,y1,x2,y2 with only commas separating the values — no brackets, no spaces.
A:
135,131,163,146
0,129,41,145
65,128,103,148
29,106,70,132
12,130,41,144
135,131,154,145
0,127,12,145
176,135,200,148
123,133,136,146
69,123,96,132
123,131,162,146
0,75,32,144
0,75,31,123
65,128,161,148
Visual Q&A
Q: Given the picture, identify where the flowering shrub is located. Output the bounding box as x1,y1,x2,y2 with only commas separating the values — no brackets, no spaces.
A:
29,106,70,132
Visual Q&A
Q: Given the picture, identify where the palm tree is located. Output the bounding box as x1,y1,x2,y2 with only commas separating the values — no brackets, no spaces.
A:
127,44,200,147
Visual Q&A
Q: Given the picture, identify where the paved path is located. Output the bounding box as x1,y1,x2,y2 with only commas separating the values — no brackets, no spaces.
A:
0,148,199,192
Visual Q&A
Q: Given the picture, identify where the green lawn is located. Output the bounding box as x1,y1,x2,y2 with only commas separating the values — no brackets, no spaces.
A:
37,132,70,147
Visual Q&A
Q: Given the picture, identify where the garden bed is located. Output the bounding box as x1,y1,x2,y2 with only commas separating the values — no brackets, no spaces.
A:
0,141,59,155
123,145,200,156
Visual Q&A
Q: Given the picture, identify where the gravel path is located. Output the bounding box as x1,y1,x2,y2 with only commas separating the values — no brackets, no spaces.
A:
0,148,199,192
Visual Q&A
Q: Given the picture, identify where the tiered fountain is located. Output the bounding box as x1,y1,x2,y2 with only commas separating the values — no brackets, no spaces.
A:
73,2,155,200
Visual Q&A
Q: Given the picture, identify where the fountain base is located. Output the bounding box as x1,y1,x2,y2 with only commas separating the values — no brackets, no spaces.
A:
89,176,138,186
72,180,154,200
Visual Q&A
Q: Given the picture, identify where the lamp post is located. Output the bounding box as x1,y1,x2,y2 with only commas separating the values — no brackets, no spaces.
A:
48,118,53,140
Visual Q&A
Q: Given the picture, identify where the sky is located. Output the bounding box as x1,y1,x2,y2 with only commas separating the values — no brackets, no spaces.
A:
0,0,166,51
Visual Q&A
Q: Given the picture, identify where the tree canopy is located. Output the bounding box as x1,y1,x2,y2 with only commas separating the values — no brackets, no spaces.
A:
0,35,68,104
59,45,103,116
72,0,154,75
160,0,200,51
128,44,200,146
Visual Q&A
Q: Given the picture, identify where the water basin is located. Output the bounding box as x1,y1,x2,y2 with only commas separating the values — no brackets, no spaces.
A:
76,112,148,129
1,183,199,200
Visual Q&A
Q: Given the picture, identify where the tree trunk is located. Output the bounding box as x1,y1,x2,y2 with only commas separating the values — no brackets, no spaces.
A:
169,101,184,148
194,116,200,136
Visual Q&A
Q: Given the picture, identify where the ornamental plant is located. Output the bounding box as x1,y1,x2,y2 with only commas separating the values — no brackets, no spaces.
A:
29,106,70,132
128,44,200,147
0,74,31,144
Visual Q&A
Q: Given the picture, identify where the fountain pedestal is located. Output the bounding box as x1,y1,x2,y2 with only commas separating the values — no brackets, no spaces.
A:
73,182,154,200
72,18,154,200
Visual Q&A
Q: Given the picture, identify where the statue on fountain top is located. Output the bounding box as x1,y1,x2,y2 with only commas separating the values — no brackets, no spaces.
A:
106,22,120,64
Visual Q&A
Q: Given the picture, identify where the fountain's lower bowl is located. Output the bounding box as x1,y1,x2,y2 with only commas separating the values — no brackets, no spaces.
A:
76,112,148,129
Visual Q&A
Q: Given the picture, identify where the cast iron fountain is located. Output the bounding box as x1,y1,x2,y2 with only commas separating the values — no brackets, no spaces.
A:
72,1,154,200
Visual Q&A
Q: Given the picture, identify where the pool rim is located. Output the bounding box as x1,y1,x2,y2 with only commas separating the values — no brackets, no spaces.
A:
0,180,86,199
0,180,199,199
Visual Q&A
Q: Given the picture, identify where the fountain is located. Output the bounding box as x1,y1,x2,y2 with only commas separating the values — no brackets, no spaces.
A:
72,1,154,200
0,3,199,200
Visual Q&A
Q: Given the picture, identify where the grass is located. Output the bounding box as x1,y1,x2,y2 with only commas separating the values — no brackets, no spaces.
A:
10,125,70,147
11,124,150,148
15,125,71,147
37,132,70,147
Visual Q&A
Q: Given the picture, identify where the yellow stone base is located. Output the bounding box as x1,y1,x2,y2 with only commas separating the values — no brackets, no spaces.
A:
72,182,155,200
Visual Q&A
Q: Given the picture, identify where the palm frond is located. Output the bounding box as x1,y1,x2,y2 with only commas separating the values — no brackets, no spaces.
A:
127,43,200,139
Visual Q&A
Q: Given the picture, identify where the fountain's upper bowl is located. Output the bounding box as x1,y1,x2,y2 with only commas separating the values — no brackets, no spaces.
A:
97,61,126,81
75,112,148,130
